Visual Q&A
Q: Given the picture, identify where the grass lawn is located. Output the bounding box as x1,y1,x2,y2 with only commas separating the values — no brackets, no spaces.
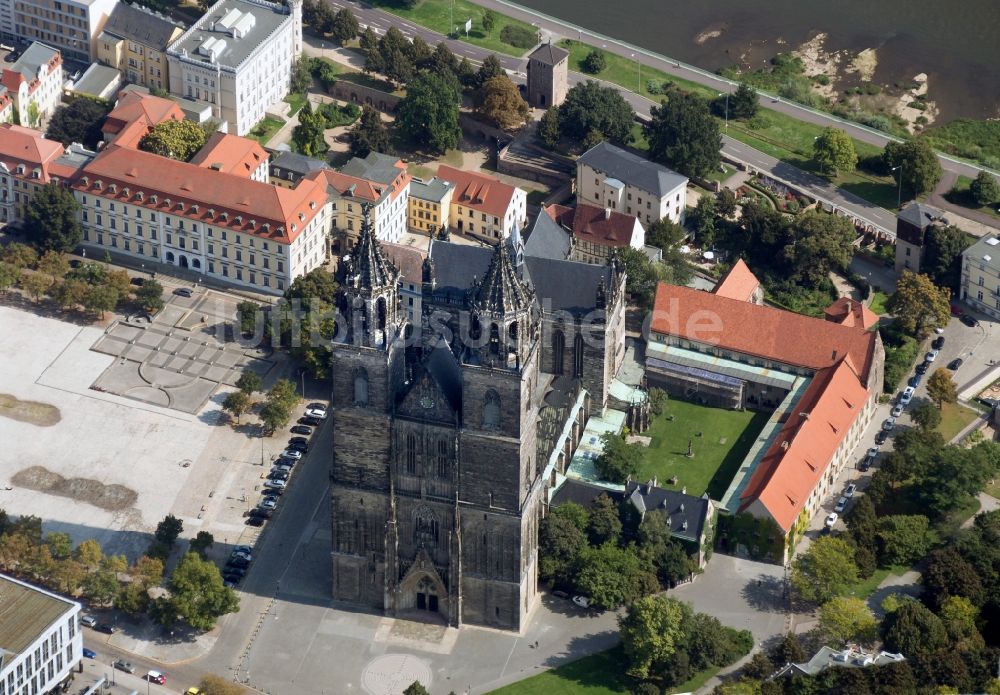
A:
869,291,890,315
944,175,1000,220
671,666,720,694
637,400,770,500
848,564,909,600
936,402,982,442
487,648,631,694
984,479,1000,500
284,92,308,116
704,163,736,184
246,116,285,145
366,0,538,57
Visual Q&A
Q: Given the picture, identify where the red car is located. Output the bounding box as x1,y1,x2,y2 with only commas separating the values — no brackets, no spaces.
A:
950,303,964,317
146,671,166,685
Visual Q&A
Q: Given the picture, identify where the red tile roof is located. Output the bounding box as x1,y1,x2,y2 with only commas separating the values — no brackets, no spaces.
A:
437,165,517,219
713,259,761,303
305,168,385,203
102,91,184,149
824,297,879,330
739,359,870,531
545,202,640,248
1,69,24,93
190,132,268,178
0,124,64,182
651,283,878,383
75,145,326,244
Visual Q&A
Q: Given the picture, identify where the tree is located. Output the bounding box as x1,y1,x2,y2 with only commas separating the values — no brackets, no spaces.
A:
729,82,758,119
35,251,68,283
646,218,687,250
846,494,878,547
877,514,931,566
381,46,415,87
0,262,20,295
539,506,587,585
922,547,984,610
637,513,693,586
132,555,164,588
223,391,252,424
50,278,87,310
882,600,948,655
558,81,635,145
291,101,328,157
812,127,858,176
2,242,38,269
105,269,132,299
618,595,691,678
154,514,184,547
198,675,246,695
717,188,738,218
348,105,392,158
408,35,432,67
644,91,721,178
189,531,214,558
886,271,951,338
74,539,103,569
819,596,878,644
138,119,207,161
588,494,622,545
782,209,857,287
360,27,381,73
791,536,859,604
923,225,971,292
236,371,263,395
538,105,560,149
481,9,497,36
268,378,299,410
456,56,477,88
23,182,83,252
289,56,313,94
402,683,430,695
582,49,606,74
906,402,942,434
21,272,52,302
689,195,718,247
83,283,118,319
395,72,461,154
595,431,642,483
329,8,359,45
475,54,506,89
134,279,164,311
82,568,119,606
169,552,239,630
429,42,458,77
260,400,290,433
45,98,110,149
926,368,958,409
574,543,655,609
475,75,530,130
882,139,942,199
969,171,1000,206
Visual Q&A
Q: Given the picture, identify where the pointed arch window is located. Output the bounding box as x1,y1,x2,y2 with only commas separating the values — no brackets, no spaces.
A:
489,323,500,356
573,333,585,378
552,328,565,375
405,432,417,474
353,367,369,406
414,508,438,545
436,439,449,478
483,389,501,429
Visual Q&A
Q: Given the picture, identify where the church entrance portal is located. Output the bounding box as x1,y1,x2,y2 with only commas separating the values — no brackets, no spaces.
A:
415,577,439,613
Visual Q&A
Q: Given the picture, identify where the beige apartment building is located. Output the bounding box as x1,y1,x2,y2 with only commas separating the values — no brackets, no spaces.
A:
97,2,184,92
1,0,116,62
407,176,452,235
960,233,1000,321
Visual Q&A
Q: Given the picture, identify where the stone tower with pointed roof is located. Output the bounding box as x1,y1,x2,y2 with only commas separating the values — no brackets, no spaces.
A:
330,223,626,631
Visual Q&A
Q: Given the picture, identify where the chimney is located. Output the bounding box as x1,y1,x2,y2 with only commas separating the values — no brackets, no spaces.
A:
604,207,611,220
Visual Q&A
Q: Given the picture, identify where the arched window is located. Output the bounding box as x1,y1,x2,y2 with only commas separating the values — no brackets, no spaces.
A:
483,390,501,429
436,439,448,478
165,251,175,263
470,314,481,342
489,323,500,356
508,322,518,354
191,258,201,269
353,367,369,406
551,329,565,375
405,432,417,474
414,507,438,545
376,296,387,331
573,333,585,378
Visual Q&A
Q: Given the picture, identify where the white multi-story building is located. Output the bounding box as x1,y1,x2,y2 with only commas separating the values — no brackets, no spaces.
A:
437,164,526,240
0,0,115,62
166,0,301,136
74,143,329,294
0,574,82,695
0,42,62,128
576,141,688,227
960,233,1000,321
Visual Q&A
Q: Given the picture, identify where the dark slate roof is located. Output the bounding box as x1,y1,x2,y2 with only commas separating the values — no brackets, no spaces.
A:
528,42,569,66
410,176,453,203
550,478,624,508
524,256,611,316
897,201,945,229
341,151,404,186
269,150,330,177
101,2,184,49
578,142,687,198
427,240,493,304
624,481,711,544
524,208,571,260
425,338,462,412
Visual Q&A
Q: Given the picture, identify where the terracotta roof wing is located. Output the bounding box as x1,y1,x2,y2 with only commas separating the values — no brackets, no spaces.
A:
437,164,517,219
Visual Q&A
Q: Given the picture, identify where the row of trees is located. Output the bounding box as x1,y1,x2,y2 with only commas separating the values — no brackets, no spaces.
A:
0,511,238,631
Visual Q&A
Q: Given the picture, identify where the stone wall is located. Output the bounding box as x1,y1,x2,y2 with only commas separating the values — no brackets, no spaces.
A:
328,80,401,113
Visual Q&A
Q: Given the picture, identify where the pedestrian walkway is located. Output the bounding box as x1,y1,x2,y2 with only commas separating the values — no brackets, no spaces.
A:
928,171,1000,236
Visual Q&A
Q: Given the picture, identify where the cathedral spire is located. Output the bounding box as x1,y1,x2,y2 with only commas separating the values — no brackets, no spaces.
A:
347,203,397,290
474,240,532,316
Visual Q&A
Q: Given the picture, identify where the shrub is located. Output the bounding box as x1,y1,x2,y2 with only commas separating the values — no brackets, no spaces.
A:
499,24,538,50
813,74,830,85
646,79,663,95
862,83,882,95
582,49,606,74
746,113,770,130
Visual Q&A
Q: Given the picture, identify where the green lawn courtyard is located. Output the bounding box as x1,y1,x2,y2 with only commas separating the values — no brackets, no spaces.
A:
936,401,983,442
636,400,770,500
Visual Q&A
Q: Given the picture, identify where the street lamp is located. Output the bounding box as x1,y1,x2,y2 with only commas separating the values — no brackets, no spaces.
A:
631,52,641,93
892,164,904,209
718,91,729,131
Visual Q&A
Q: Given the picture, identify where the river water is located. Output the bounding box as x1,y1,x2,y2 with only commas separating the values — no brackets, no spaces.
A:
510,0,1000,123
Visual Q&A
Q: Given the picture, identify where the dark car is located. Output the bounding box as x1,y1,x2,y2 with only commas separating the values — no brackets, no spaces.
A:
916,361,930,375
222,571,244,583
932,336,945,350
228,556,250,570
248,507,272,518
287,441,308,453
951,303,964,317
268,470,289,482
288,436,308,446
908,374,922,388
173,287,193,297
82,648,97,659
307,402,326,410
875,430,888,445
245,516,265,527
112,660,134,674
948,358,964,370
961,314,979,327
298,416,322,427
290,425,312,435
94,623,116,635
274,456,297,467
130,277,144,286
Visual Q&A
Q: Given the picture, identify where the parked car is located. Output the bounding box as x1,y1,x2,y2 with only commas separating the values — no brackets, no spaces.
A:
230,549,252,562
260,496,278,510
875,430,889,445
908,374,922,388
299,416,322,427
268,470,289,482
227,556,250,570
288,436,308,446
834,497,848,513
94,623,116,635
844,483,857,498
82,648,97,659
825,513,838,528
572,595,590,608
916,361,930,375
951,304,964,317
882,417,896,431
129,277,144,287
280,449,303,460
113,660,135,674
146,671,166,685
306,402,326,411
173,287,193,297
264,478,287,491
290,425,312,435
961,314,979,327
248,507,272,519
891,404,904,418
271,464,292,475
948,358,964,370
552,590,570,599
233,544,252,556
304,407,327,420
287,441,308,453
222,571,245,583
246,516,265,527
925,350,939,363
274,456,297,468
932,336,945,350
901,386,915,405
80,615,97,627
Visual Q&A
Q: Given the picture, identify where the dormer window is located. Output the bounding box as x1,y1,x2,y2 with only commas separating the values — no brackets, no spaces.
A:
208,208,215,217
298,212,305,221
163,198,171,207
94,180,103,190
122,187,129,196
16,165,25,175
175,202,184,210
81,175,88,185
249,219,256,228
220,212,228,221
150,194,158,203
309,201,316,210
108,183,117,193
235,215,242,224
136,191,143,200
191,205,199,213
291,223,297,232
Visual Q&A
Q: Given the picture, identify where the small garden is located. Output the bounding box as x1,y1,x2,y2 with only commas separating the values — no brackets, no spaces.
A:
247,116,285,145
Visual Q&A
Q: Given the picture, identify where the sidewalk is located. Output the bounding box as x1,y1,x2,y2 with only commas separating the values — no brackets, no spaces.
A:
928,171,1000,236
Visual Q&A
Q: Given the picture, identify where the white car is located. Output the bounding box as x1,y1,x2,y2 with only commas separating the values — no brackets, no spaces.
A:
304,407,327,420
844,483,857,498
882,417,896,431
834,497,848,513
900,386,915,405
572,595,590,608
925,350,939,362
825,512,838,528
891,404,904,418
259,497,277,510
263,479,287,490
281,449,303,460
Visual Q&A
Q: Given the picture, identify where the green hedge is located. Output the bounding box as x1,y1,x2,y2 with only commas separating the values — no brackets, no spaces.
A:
499,24,537,49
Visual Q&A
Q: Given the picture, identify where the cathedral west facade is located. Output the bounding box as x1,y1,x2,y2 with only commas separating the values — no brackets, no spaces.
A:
329,210,626,631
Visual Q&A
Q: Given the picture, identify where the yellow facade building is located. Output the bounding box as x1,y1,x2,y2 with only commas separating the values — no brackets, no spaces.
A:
96,3,184,92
